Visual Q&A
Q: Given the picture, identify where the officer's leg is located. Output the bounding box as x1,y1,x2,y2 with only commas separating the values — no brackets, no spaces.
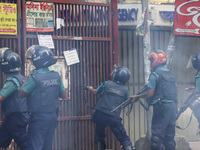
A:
107,116,133,150
190,100,200,134
93,112,107,150
0,123,12,149
8,113,28,150
151,104,166,150
42,112,57,150
163,104,176,150
151,135,163,150
27,113,48,150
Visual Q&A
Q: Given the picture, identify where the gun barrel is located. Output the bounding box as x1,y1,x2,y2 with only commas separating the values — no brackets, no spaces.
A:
111,98,132,112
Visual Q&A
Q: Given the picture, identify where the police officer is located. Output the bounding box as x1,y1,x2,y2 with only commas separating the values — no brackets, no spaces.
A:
130,50,177,150
0,48,29,149
88,66,133,150
19,45,66,150
185,52,200,134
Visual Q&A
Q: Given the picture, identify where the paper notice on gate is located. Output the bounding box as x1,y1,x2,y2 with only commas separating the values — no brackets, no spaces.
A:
37,34,55,49
63,49,80,66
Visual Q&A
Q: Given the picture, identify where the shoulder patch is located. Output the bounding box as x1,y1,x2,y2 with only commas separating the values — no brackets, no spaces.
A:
3,83,6,88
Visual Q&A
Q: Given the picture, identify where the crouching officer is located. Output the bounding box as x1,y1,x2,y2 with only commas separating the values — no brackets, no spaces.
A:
19,45,66,150
88,66,133,150
130,50,178,150
0,48,29,149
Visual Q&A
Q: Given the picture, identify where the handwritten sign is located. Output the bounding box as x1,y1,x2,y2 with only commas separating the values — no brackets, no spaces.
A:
26,1,54,32
0,3,17,35
174,0,200,36
37,34,54,49
63,49,80,66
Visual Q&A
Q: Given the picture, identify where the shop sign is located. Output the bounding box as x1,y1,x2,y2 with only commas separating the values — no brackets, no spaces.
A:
174,0,200,36
26,1,54,32
118,8,139,21
0,3,17,35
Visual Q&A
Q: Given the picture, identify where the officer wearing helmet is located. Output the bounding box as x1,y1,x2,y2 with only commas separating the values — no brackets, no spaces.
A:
0,48,29,149
87,66,133,150
19,45,66,150
130,50,177,150
182,52,200,135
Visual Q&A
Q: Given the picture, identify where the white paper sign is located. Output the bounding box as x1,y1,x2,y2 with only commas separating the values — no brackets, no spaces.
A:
56,18,65,30
63,49,80,66
37,34,55,49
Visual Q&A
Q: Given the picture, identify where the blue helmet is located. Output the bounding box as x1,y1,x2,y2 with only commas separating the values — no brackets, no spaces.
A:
112,66,131,85
26,45,57,69
0,48,21,74
192,52,200,70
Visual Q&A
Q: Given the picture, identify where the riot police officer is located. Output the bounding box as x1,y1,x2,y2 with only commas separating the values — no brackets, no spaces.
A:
88,66,133,150
19,45,66,150
184,52,200,134
130,50,177,150
0,48,29,149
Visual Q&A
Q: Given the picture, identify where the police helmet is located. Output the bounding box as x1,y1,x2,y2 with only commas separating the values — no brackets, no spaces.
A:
26,45,57,69
0,49,21,74
191,52,200,70
112,66,131,85
148,50,167,70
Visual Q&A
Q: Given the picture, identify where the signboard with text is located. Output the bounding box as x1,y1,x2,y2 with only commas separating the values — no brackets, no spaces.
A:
0,3,17,35
26,1,54,32
174,0,200,36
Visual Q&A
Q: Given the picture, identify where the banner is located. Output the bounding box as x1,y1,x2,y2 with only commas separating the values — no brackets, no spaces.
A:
0,3,17,35
174,0,200,36
26,1,54,32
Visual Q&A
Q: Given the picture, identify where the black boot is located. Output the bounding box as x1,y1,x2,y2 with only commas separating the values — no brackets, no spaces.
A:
95,141,105,150
122,145,133,150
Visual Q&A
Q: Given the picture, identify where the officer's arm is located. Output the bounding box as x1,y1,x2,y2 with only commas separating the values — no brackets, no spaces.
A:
19,70,36,98
131,72,157,103
19,77,29,98
0,95,5,103
130,88,155,103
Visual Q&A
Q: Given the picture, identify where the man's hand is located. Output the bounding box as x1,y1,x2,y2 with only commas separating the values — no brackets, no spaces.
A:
87,86,96,94
129,95,139,103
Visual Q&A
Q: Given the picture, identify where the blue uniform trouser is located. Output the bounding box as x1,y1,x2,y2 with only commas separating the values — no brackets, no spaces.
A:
91,111,132,146
27,112,57,150
0,113,28,149
151,102,177,150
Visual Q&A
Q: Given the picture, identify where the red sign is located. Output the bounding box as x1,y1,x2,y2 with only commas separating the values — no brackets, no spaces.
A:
174,0,200,36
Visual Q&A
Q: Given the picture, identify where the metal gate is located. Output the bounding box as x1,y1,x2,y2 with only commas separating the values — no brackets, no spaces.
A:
0,0,120,149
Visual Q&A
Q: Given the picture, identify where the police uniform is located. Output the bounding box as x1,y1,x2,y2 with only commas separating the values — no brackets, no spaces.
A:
189,70,200,129
22,68,65,150
148,66,177,150
0,73,28,149
91,80,132,148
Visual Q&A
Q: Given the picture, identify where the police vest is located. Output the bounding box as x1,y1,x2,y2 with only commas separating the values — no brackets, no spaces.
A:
151,70,177,102
94,80,128,118
2,74,28,116
27,71,60,113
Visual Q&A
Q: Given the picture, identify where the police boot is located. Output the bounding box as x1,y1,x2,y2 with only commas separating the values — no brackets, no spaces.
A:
95,141,105,150
122,145,133,150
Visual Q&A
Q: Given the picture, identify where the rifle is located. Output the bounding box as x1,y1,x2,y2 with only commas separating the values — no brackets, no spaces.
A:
111,85,149,113
176,91,200,121
80,85,89,90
